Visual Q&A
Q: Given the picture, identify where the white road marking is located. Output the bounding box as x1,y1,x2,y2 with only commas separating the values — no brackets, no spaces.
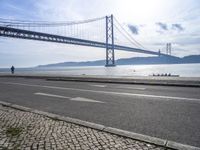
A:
90,84,145,90
90,84,107,88
114,86,146,90
1,81,200,102
35,92,104,103
70,97,104,103
35,92,70,99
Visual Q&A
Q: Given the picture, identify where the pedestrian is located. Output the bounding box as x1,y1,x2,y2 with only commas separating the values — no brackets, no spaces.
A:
11,66,15,74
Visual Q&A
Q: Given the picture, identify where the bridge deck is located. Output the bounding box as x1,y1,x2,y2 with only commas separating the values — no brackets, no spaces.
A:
0,26,169,57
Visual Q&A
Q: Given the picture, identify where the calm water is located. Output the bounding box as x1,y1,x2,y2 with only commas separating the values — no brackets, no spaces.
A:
0,63,200,77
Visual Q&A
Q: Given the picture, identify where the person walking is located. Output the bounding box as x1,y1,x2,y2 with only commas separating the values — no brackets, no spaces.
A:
11,66,15,74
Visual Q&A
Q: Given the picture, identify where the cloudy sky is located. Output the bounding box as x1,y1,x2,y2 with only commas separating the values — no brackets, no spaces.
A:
0,0,200,67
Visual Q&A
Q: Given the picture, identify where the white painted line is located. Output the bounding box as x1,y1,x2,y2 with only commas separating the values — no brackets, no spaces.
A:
1,81,200,102
90,84,145,90
35,92,71,99
90,84,107,88
115,86,146,90
70,97,104,103
35,92,104,103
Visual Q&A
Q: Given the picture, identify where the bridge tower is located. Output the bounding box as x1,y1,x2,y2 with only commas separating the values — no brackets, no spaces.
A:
105,15,115,67
166,43,172,55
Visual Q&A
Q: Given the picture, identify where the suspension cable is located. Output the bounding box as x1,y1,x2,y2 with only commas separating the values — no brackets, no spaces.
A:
0,16,105,27
114,24,140,48
113,17,146,49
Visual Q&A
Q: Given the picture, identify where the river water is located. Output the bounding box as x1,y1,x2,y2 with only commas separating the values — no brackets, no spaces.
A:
0,63,200,77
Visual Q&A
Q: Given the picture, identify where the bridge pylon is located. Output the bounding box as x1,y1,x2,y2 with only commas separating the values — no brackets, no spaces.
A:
105,15,115,67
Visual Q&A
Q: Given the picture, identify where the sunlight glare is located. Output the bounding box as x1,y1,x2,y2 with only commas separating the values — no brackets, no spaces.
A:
116,0,163,23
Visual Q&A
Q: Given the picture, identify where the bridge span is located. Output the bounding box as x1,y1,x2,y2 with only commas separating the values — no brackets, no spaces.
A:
0,15,171,66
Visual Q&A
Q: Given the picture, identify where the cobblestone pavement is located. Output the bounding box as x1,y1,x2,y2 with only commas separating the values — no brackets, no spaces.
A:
0,105,169,150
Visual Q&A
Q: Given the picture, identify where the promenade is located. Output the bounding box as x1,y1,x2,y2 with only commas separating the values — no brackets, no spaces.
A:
0,104,167,150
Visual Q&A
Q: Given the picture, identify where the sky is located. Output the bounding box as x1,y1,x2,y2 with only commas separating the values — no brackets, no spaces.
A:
0,0,200,67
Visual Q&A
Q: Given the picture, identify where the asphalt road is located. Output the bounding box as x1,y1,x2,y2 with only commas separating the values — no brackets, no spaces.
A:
0,77,200,147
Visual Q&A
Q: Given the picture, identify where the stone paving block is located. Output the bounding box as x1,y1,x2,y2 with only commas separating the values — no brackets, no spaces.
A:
0,104,169,150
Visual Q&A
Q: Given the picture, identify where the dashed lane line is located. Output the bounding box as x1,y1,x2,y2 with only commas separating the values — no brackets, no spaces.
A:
1,81,200,103
35,92,104,103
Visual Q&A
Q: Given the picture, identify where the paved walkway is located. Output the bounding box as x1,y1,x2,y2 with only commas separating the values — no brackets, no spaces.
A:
0,104,168,150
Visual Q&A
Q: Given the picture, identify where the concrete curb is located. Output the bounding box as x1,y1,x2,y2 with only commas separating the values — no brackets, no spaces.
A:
0,101,199,150
48,78,200,88
103,127,167,146
1,75,200,87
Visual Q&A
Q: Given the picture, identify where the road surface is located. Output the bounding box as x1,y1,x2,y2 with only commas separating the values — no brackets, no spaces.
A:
0,77,199,147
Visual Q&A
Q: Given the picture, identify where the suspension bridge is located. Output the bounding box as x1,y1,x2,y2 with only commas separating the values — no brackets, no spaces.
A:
0,15,171,66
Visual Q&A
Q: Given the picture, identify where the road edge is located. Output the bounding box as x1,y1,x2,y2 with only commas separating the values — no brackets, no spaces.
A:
0,101,199,150
0,75,200,87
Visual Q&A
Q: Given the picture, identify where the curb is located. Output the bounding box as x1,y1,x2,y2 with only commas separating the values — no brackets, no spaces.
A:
0,101,199,150
47,78,200,88
1,75,200,87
